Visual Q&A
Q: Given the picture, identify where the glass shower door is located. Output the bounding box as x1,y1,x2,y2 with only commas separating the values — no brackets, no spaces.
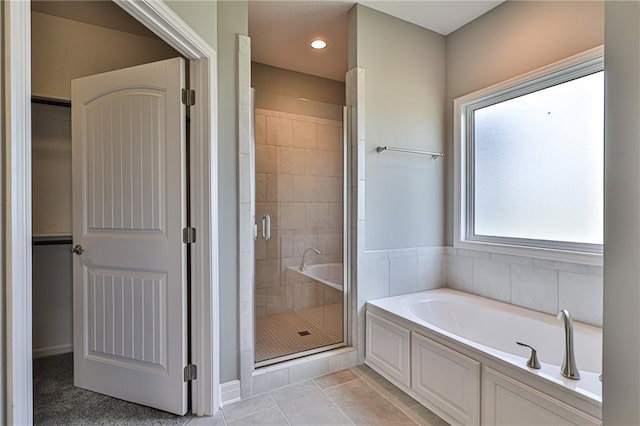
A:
253,92,345,366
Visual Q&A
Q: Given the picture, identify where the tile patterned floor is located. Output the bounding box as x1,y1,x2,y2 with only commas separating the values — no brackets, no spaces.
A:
192,365,449,426
255,304,343,363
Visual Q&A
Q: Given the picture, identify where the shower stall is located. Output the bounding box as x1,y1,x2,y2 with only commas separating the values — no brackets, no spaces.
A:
252,91,347,366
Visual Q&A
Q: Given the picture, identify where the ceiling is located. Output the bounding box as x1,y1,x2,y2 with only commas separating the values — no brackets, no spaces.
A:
359,1,504,36
249,0,503,82
250,1,352,83
32,0,504,84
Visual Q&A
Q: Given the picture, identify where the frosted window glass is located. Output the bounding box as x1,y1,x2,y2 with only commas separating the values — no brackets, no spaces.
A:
473,71,604,245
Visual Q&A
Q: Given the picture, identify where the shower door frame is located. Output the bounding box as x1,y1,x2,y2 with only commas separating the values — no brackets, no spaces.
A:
249,101,352,369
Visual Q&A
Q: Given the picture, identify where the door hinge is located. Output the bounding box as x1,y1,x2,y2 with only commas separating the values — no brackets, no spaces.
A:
182,88,195,106
184,364,197,382
183,227,196,244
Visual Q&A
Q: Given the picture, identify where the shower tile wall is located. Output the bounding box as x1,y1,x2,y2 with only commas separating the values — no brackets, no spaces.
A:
254,108,343,318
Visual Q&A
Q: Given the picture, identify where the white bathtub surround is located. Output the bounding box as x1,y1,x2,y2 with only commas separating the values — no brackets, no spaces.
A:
559,272,603,327
366,289,602,425
359,247,445,300
444,250,473,292
287,262,343,291
356,247,445,361
445,247,603,326
345,241,601,375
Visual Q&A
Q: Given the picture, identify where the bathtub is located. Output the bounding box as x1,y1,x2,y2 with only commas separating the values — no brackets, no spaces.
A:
366,289,602,424
287,262,343,291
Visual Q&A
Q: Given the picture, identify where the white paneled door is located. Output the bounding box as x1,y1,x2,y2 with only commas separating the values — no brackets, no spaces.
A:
71,58,188,415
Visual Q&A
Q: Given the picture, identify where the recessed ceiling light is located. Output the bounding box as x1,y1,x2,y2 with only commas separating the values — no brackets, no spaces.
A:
310,39,327,50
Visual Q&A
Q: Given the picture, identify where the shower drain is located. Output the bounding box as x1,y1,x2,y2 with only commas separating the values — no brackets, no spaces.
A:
298,330,311,336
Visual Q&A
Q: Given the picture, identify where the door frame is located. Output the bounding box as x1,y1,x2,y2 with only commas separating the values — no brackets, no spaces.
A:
3,0,219,423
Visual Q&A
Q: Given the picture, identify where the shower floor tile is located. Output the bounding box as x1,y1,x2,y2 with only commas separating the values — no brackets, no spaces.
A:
255,303,343,363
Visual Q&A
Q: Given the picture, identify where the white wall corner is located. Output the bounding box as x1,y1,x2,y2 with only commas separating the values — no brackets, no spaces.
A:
345,67,358,106
346,66,366,361
236,32,255,401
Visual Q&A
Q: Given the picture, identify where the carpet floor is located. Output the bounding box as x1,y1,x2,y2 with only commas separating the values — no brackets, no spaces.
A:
34,353,193,425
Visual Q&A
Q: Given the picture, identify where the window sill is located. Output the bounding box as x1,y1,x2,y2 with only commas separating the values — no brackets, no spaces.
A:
453,239,603,267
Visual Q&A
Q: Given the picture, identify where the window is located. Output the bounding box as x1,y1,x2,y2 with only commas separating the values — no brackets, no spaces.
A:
454,49,604,259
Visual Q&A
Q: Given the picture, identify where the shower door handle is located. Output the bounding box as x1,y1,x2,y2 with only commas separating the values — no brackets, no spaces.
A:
261,213,271,241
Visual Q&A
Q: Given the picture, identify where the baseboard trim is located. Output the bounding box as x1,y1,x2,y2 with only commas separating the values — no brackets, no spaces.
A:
220,380,241,407
33,343,73,358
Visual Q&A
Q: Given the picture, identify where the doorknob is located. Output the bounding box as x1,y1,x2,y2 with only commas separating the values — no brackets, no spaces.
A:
71,244,85,255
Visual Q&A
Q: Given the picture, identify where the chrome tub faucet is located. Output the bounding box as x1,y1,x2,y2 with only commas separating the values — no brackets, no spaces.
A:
557,309,580,380
299,248,321,272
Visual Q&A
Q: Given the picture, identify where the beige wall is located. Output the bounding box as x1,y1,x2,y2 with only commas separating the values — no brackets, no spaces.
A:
166,0,217,51
32,245,73,357
351,5,446,250
32,103,71,236
252,62,345,107
445,1,605,244
32,11,179,100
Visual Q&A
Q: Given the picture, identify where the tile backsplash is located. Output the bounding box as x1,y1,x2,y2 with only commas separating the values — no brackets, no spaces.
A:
357,247,445,303
356,245,603,327
444,247,603,326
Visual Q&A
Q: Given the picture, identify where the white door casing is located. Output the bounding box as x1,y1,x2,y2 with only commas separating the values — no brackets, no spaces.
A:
71,57,188,415
6,1,218,422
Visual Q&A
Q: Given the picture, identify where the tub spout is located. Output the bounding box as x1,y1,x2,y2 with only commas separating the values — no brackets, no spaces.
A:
299,248,321,272
557,309,580,380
